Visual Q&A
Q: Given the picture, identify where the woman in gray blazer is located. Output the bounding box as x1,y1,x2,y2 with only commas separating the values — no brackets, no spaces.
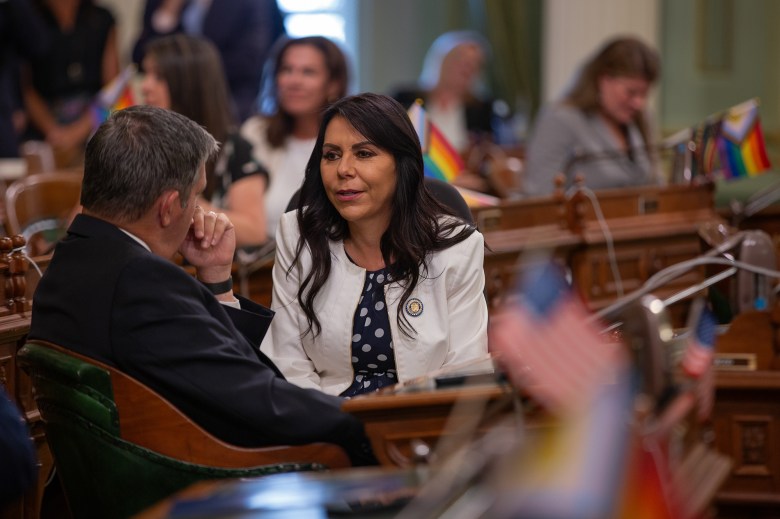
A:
524,36,662,197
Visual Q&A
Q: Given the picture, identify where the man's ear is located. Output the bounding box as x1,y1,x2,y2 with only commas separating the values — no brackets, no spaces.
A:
158,190,181,228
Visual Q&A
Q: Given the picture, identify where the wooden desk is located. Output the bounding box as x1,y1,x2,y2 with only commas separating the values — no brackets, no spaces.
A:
573,209,713,312
712,370,780,519
473,182,717,233
342,382,521,468
702,309,780,518
0,249,53,519
479,184,724,324
234,260,273,308
482,225,579,307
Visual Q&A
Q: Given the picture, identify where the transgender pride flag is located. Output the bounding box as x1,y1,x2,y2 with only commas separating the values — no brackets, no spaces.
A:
407,100,465,182
717,98,771,179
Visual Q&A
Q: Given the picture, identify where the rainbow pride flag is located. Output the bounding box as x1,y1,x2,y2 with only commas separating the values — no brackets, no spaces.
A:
613,435,680,519
407,100,465,182
92,65,137,124
717,98,771,179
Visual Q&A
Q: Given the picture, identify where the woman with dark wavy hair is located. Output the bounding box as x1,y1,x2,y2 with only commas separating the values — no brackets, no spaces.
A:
261,93,488,397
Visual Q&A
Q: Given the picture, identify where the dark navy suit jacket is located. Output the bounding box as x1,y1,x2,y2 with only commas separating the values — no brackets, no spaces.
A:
30,214,373,463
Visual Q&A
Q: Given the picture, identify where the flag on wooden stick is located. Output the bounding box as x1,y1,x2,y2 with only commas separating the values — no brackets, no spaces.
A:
718,98,771,179
407,100,466,182
692,98,771,180
681,306,716,378
489,261,625,416
91,65,137,127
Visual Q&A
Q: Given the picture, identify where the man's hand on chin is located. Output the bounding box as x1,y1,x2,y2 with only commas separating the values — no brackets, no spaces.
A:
180,206,236,286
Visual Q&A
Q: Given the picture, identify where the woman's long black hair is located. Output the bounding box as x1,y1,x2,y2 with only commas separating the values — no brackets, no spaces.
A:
293,93,475,337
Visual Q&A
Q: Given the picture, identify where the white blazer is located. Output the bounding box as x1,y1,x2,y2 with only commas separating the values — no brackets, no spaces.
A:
261,211,489,396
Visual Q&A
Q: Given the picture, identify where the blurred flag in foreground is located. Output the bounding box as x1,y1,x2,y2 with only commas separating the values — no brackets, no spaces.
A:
489,260,635,518
407,100,465,183
91,65,137,125
489,261,624,416
493,367,635,519
681,306,716,378
614,435,680,519
681,306,717,422
487,262,728,518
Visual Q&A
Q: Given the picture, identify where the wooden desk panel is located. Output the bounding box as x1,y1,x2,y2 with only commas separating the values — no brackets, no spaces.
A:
482,210,722,322
0,250,52,519
234,261,273,308
472,183,716,233
574,211,713,308
713,370,780,518
483,225,580,308
473,195,564,232
0,313,53,519
575,183,716,220
342,384,520,468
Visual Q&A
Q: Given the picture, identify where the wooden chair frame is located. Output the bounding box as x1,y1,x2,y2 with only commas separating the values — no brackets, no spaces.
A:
4,171,82,238
21,340,350,469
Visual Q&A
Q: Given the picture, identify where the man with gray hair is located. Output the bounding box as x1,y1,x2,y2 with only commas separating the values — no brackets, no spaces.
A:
30,105,375,464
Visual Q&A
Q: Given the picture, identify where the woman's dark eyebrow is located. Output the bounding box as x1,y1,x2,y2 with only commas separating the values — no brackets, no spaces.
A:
351,140,374,149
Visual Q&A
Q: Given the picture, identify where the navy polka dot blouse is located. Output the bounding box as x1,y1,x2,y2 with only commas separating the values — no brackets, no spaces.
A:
340,267,397,397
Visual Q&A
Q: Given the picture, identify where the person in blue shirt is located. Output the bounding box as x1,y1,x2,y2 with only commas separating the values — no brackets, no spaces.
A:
0,387,37,504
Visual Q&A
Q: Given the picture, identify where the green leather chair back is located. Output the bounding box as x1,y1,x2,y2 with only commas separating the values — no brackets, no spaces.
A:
17,341,322,519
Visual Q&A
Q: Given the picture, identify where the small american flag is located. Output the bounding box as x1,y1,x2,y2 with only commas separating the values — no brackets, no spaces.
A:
490,262,623,416
681,308,716,378
681,307,717,421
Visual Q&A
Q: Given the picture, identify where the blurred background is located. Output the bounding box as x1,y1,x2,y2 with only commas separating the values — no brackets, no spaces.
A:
101,0,780,166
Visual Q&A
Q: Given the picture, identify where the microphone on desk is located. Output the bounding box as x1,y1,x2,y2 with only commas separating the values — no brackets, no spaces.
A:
733,230,776,313
593,229,780,326
697,226,777,314
592,234,774,412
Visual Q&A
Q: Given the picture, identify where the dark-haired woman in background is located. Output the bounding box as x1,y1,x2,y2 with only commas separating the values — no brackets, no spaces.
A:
241,36,349,243
141,34,268,246
523,36,662,197
261,93,488,397
132,0,285,122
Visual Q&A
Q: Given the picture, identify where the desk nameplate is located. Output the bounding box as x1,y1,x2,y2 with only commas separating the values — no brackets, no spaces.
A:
714,353,757,371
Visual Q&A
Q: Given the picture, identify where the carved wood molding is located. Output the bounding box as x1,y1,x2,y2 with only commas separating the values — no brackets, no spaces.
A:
731,415,773,477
